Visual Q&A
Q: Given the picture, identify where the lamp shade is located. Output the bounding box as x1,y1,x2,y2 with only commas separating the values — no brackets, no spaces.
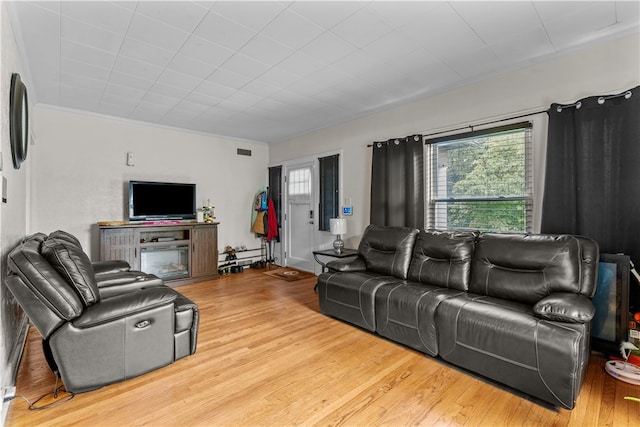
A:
329,218,347,235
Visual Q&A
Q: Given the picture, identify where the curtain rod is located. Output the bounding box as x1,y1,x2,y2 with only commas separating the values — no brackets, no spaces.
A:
367,88,634,147
556,90,633,112
367,108,546,147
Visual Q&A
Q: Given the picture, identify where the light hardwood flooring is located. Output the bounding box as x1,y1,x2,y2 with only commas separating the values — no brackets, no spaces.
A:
7,268,640,426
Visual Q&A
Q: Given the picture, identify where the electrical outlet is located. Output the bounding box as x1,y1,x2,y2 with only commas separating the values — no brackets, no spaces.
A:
2,386,16,403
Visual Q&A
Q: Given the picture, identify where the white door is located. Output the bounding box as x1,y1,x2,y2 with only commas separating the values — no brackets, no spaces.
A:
285,163,315,271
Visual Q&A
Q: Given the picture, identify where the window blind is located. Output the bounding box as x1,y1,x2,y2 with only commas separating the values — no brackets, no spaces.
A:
425,122,533,232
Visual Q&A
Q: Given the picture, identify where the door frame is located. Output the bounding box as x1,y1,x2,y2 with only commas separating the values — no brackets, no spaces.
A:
269,149,343,275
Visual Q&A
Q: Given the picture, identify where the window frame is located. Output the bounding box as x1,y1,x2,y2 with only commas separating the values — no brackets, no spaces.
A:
425,121,533,233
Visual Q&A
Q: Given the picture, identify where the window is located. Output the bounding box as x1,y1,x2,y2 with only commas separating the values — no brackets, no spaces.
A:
426,122,532,233
318,154,339,232
288,168,311,196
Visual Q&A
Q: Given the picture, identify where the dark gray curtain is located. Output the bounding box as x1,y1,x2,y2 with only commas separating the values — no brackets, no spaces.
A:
541,86,640,266
268,166,282,241
370,134,424,228
319,154,339,232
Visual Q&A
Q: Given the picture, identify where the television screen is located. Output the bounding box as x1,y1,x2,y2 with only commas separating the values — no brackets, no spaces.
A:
129,181,196,221
592,253,630,354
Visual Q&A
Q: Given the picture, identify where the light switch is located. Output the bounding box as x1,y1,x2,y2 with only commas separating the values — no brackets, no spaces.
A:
126,152,134,166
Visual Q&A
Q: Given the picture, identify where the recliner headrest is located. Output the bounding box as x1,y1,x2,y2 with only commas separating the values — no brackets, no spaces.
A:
48,230,82,249
358,225,419,279
42,237,100,305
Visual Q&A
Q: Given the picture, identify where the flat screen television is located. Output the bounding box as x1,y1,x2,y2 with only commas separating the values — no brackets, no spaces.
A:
591,253,630,354
129,181,196,221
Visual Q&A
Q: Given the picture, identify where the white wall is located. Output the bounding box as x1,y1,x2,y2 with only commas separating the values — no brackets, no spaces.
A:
31,107,269,259
0,2,31,424
269,32,640,247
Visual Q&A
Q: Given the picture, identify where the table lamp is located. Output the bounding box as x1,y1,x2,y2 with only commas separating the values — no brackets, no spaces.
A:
329,217,347,253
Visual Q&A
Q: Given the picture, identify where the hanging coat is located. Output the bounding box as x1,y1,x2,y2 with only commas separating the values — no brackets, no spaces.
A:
252,211,267,235
266,198,279,242
254,191,268,211
251,189,267,231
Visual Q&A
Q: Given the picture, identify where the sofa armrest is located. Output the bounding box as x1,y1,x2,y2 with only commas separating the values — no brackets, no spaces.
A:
74,287,177,328
326,256,367,272
533,293,595,323
95,270,163,296
93,260,131,277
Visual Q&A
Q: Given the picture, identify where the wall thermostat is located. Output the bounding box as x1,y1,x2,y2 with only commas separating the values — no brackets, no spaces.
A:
342,206,353,216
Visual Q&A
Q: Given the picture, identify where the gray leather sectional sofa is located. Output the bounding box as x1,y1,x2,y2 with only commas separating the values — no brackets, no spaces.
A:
317,225,599,409
6,230,198,393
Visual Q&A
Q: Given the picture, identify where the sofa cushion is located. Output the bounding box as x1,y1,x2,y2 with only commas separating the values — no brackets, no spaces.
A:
7,238,84,325
375,281,463,355
48,230,82,248
24,232,48,244
42,237,100,305
437,293,589,409
358,225,418,279
470,233,582,305
317,270,400,331
407,230,476,291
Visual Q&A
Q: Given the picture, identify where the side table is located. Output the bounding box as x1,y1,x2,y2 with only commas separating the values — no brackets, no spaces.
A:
313,248,358,273
312,248,358,291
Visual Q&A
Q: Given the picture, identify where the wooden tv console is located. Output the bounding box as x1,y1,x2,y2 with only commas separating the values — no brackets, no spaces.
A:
99,221,220,286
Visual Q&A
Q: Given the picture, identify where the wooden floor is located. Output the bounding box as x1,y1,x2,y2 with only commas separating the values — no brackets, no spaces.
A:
6,268,640,426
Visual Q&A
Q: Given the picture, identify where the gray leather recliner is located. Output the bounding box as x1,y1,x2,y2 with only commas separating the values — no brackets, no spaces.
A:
6,231,198,393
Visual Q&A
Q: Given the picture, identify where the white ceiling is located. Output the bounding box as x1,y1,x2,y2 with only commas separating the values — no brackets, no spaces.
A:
8,1,640,143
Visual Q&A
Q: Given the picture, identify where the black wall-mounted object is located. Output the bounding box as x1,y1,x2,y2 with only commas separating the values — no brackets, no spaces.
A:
9,73,29,169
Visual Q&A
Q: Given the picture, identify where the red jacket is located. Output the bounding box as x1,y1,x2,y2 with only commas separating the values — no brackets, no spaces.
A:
266,199,278,242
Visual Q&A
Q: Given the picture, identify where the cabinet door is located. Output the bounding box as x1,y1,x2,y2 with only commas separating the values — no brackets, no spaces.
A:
191,226,218,278
100,228,138,269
